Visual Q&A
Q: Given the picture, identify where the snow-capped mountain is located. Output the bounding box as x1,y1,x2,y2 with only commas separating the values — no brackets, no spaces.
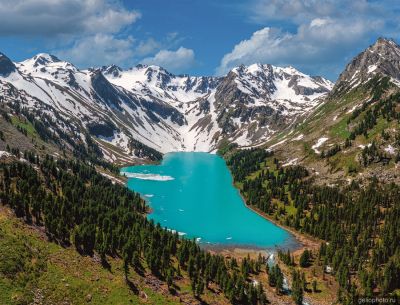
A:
333,38,400,93
212,64,332,144
0,51,333,161
101,64,220,104
102,62,332,150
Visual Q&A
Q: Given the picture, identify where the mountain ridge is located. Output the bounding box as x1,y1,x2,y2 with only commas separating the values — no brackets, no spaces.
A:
1,37,399,164
0,50,334,162
332,37,400,95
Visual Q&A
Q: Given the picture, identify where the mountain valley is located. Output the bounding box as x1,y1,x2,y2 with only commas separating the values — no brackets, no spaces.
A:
1,37,400,305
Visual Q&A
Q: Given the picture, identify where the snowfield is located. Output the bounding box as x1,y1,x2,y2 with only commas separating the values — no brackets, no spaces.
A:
312,137,329,154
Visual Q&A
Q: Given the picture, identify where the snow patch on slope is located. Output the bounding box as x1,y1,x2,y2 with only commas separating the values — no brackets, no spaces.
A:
312,137,329,154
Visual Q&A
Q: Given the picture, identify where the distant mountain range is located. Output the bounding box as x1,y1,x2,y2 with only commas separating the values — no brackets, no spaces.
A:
1,37,399,163
0,47,334,161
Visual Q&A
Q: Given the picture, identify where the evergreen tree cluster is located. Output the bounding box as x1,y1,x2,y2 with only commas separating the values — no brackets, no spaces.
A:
240,160,309,218
0,153,268,304
321,144,341,158
299,249,311,268
291,270,304,305
277,249,295,267
225,149,400,303
226,148,273,182
359,141,391,166
16,124,28,136
348,88,400,141
267,264,284,293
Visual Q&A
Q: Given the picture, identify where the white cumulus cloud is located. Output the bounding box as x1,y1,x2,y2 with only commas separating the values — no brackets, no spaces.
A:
56,34,135,67
218,0,400,79
141,47,195,73
135,38,161,56
0,0,140,36
216,16,384,77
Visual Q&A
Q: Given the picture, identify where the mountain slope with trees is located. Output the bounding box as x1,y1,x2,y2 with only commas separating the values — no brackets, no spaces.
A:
1,37,400,305
220,146,400,303
0,151,273,305
218,37,400,304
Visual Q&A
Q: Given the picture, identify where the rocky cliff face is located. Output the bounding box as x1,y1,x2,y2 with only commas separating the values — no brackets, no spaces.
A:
0,53,16,76
333,38,400,94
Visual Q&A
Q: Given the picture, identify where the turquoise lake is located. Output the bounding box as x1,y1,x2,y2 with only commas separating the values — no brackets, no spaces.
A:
122,152,297,249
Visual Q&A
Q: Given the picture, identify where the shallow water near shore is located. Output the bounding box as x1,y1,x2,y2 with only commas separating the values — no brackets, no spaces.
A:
122,152,298,249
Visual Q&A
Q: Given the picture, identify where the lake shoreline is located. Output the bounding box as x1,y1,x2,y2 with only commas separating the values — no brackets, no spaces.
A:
238,189,319,250
243,203,320,253
224,158,321,257
197,197,319,259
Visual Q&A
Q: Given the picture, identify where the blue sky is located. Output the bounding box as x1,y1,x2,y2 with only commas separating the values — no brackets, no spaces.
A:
0,0,399,80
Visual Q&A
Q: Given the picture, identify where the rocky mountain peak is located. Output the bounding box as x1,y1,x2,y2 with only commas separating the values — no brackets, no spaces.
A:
0,52,16,77
232,63,273,77
31,53,61,66
144,65,172,83
333,37,400,93
135,64,148,69
17,53,78,77
374,37,397,48
101,64,122,77
226,63,332,103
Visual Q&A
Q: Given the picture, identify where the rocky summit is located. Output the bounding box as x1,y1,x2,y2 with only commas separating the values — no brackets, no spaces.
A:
333,38,400,94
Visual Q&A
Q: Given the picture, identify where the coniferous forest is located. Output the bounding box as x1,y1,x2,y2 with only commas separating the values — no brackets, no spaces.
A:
221,147,400,304
0,151,268,305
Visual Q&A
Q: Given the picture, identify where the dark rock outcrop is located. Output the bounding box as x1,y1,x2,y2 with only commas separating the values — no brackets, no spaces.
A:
0,53,16,77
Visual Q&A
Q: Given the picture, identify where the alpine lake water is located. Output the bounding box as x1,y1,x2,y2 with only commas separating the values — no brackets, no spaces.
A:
121,152,298,250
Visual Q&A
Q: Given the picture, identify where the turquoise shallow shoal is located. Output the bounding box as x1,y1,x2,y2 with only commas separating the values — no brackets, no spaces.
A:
122,152,297,249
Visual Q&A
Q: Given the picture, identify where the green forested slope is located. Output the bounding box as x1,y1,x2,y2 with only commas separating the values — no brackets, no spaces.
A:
0,154,270,305
220,116,400,304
